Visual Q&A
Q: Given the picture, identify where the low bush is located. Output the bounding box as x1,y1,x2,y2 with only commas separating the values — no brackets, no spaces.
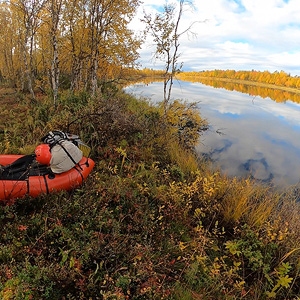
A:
0,86,299,299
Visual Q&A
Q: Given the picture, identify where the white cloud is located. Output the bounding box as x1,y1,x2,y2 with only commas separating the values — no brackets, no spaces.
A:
132,0,300,75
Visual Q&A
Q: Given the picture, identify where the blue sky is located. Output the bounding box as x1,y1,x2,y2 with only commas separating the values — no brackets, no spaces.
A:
130,0,300,76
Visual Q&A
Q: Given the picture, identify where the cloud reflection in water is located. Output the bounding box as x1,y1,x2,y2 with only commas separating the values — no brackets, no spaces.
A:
125,80,300,187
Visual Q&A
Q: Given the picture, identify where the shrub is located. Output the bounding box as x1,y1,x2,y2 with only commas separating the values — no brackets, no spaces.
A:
1,85,300,299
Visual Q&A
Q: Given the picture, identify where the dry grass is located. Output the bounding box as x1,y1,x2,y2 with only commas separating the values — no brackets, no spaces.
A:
167,140,199,174
1,85,300,299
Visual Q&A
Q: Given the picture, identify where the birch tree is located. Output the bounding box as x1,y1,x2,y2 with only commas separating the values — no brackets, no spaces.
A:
49,0,63,107
143,0,194,115
87,0,141,96
62,0,89,92
0,3,16,86
12,0,47,100
0,0,142,97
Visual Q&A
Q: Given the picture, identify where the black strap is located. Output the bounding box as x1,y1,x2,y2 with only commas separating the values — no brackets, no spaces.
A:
57,141,83,171
74,165,84,182
43,174,49,194
27,179,30,194
42,131,68,145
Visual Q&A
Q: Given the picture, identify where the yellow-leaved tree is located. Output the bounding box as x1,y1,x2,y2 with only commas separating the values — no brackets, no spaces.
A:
0,0,142,104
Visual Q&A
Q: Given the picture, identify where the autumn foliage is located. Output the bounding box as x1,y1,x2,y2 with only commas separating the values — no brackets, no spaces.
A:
183,77,300,104
179,69,300,89
0,86,300,299
0,1,300,298
0,0,141,99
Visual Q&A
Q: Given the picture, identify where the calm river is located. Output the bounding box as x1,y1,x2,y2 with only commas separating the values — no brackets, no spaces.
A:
124,79,300,188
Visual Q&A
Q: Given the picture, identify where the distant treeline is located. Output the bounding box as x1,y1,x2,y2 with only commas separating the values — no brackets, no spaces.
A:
127,68,166,78
178,70,300,89
184,77,300,104
127,69,300,103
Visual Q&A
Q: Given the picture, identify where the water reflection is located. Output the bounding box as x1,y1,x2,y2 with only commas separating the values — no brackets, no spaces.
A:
124,80,300,188
178,77,300,104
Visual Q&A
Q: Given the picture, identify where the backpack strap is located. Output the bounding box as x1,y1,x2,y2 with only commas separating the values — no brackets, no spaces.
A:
42,131,85,171
42,131,68,146
57,140,83,171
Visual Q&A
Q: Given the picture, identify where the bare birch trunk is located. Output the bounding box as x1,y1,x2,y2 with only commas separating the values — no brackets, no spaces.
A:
23,35,36,100
29,33,35,82
20,62,25,91
91,52,99,97
50,0,62,107
83,58,89,91
51,34,59,107
69,20,77,92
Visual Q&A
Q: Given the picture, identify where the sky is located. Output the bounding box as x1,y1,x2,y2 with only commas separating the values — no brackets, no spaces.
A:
130,0,300,76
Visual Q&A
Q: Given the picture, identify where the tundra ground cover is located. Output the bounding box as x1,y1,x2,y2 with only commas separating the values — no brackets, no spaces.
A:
0,86,300,299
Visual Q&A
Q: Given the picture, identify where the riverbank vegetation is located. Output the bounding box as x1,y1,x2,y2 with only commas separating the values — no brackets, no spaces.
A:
1,0,300,299
1,85,300,299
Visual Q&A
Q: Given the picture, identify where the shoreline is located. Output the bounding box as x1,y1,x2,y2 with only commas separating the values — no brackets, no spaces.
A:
176,75,300,95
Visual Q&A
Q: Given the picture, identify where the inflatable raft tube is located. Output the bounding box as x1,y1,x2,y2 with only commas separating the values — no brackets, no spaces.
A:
0,155,95,201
